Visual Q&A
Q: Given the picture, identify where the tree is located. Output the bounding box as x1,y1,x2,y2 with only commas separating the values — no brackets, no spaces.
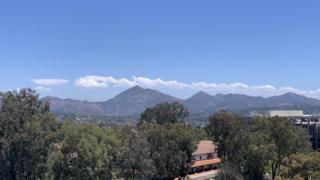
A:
280,152,320,179
206,110,243,160
118,126,155,179
207,112,312,180
0,89,59,180
215,162,245,180
243,117,273,180
139,123,197,179
137,102,196,179
139,102,189,125
46,121,121,179
268,116,304,180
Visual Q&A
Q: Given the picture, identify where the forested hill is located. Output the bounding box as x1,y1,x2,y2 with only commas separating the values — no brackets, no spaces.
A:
41,86,320,117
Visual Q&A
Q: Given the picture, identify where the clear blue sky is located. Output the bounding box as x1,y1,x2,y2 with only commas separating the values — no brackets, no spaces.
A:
1,0,320,100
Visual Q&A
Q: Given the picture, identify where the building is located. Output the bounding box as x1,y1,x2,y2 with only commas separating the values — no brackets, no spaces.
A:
250,110,304,118
187,140,221,179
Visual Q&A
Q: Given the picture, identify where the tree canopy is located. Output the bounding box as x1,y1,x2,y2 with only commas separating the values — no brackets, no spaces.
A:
280,152,320,179
207,110,313,180
0,89,59,179
0,89,318,180
138,102,198,179
139,102,189,125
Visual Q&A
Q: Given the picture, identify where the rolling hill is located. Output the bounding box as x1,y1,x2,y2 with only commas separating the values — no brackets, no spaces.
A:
40,86,320,117
101,85,181,116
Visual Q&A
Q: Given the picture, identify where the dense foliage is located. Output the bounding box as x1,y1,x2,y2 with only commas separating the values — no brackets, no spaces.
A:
207,110,315,180
280,152,320,179
46,122,121,179
0,89,198,179
0,89,319,180
139,102,189,125
0,89,60,179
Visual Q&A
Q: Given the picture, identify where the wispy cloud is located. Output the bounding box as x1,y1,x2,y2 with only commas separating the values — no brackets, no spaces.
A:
74,75,320,98
35,86,51,92
0,88,22,92
75,76,189,89
32,78,69,86
75,76,134,88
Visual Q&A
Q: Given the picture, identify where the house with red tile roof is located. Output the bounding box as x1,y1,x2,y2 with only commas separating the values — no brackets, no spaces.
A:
187,140,221,179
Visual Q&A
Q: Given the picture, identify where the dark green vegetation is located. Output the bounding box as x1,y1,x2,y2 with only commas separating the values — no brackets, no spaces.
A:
0,89,319,180
0,89,58,179
44,86,320,118
0,89,200,180
208,111,319,180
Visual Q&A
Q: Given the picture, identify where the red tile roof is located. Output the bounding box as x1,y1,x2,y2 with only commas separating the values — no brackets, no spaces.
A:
192,140,217,155
191,158,221,167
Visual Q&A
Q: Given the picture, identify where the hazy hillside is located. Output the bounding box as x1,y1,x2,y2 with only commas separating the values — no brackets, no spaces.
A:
41,86,320,117
42,96,106,116
184,91,219,113
266,92,320,107
42,86,181,116
101,86,181,116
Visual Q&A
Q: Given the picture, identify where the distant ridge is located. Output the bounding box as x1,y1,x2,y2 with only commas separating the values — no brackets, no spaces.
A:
41,96,106,116
101,85,181,116
41,86,320,117
184,91,218,113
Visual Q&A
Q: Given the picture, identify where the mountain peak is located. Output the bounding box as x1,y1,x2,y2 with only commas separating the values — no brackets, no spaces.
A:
121,85,146,94
193,91,211,97
127,85,144,91
42,96,62,101
280,92,300,97
187,91,215,101
103,85,180,116
131,85,144,89
270,92,304,99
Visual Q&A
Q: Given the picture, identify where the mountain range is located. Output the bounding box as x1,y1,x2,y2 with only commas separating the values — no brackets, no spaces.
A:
41,86,320,117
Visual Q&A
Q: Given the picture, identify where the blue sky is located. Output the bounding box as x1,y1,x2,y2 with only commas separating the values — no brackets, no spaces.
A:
1,0,320,101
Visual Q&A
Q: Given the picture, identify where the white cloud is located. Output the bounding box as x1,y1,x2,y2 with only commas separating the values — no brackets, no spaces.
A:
32,79,69,86
132,76,190,89
75,76,190,89
253,85,276,90
35,86,51,92
75,76,134,88
191,82,249,90
74,75,320,99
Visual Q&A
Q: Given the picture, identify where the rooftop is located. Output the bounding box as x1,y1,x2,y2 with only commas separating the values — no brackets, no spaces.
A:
191,158,221,168
192,140,217,155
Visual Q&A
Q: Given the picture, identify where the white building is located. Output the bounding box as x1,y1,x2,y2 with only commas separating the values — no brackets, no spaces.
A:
250,110,304,117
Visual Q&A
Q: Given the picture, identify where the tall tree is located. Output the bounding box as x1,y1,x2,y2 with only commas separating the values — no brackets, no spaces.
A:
46,121,121,180
268,116,305,180
118,126,155,179
206,110,243,160
138,102,196,179
243,117,273,180
0,89,59,180
140,123,196,179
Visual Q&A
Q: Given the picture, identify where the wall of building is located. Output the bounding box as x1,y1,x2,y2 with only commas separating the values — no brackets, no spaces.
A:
193,152,217,161
269,110,304,117
250,110,304,117
193,154,208,161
